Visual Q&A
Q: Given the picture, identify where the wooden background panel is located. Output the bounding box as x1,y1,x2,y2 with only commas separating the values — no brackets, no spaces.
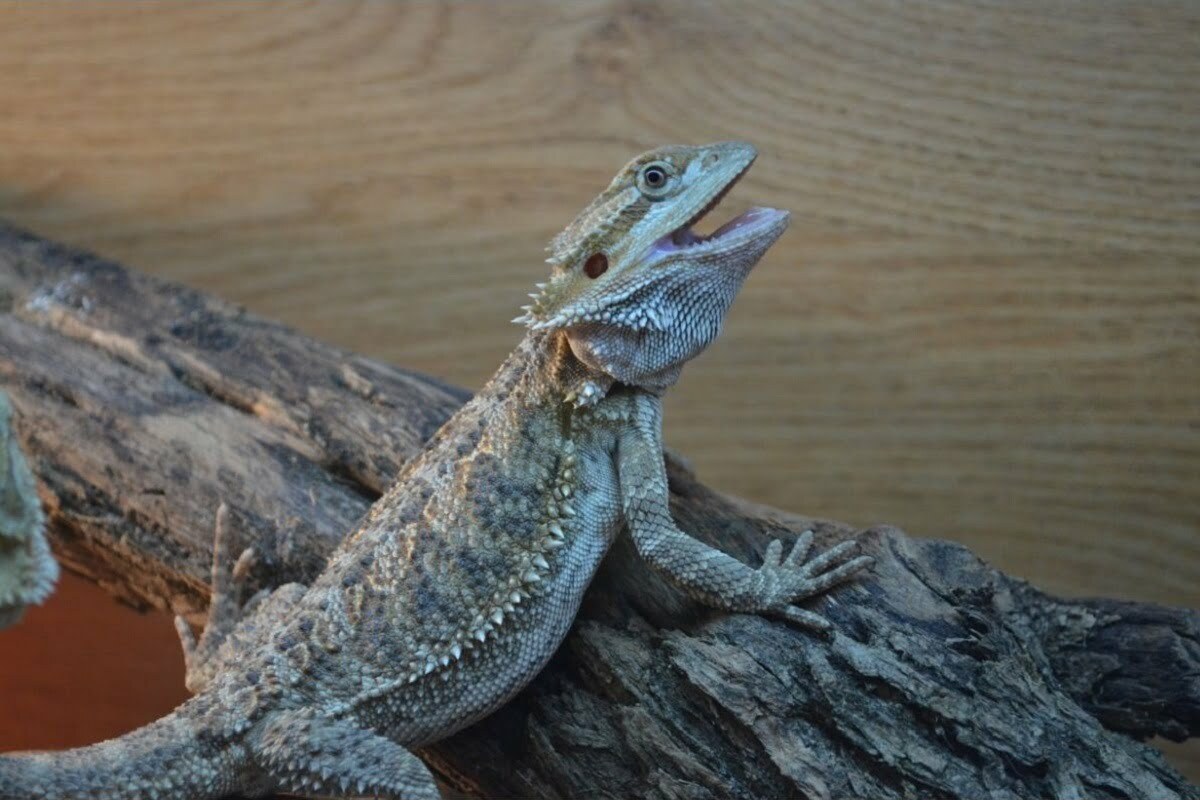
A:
0,0,1196,777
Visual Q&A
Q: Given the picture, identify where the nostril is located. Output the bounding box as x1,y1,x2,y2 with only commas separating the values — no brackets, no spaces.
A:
704,153,720,166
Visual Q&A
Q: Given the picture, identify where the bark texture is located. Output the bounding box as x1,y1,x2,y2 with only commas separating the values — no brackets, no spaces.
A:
0,222,1195,800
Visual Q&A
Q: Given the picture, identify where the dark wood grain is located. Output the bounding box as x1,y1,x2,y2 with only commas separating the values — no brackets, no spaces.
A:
1,223,1196,799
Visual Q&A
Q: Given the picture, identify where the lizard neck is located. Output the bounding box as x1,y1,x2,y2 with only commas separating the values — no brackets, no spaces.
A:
511,328,616,409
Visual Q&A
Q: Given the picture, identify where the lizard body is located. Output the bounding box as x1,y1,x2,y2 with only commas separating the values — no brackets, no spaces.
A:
0,142,872,800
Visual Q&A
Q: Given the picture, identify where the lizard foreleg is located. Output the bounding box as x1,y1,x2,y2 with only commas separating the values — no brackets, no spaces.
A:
618,398,872,632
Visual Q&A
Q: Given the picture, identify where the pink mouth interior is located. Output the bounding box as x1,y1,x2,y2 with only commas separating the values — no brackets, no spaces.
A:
652,206,785,255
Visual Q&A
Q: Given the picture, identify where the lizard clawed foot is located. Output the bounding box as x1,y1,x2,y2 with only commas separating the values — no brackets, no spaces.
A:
175,502,258,691
750,530,874,632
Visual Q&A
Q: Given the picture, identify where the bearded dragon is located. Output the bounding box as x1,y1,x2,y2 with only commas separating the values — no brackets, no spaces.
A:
0,142,872,800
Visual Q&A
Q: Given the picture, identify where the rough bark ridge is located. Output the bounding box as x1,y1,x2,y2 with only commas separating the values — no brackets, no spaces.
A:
0,222,1195,799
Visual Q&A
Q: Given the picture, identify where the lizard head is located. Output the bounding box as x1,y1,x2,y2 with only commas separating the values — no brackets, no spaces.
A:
517,141,789,392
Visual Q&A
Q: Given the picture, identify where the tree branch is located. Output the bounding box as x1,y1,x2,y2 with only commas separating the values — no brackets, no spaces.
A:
0,222,1195,799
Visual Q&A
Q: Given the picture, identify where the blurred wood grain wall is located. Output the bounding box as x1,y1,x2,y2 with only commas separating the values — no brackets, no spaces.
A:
0,0,1196,775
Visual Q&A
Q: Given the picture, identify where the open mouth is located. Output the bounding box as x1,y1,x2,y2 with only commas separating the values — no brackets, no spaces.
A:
662,206,788,250
649,161,788,258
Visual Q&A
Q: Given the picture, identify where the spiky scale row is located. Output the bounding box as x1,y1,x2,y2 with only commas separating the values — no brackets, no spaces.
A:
365,439,581,698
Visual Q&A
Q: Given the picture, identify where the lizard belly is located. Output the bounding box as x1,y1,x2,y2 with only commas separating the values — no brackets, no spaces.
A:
347,436,622,746
356,521,613,745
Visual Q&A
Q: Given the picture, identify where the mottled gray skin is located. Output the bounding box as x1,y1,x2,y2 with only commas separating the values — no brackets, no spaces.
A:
0,391,58,630
0,142,871,800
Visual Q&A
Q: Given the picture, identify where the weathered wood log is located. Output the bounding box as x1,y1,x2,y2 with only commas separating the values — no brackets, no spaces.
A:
0,221,1195,799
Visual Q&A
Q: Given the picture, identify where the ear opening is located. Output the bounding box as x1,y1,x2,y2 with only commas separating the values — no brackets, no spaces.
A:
584,253,609,279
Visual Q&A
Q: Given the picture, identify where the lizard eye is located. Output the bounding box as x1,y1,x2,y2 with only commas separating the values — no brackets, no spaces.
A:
584,252,608,279
637,162,673,198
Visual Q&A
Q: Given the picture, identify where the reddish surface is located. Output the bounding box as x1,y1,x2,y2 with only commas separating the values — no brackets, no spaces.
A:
0,572,188,751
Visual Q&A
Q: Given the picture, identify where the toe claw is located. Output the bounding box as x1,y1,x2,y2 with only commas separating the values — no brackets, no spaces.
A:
233,547,257,583
803,554,875,596
803,539,859,575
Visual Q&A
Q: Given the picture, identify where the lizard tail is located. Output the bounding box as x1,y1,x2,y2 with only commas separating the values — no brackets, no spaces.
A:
0,696,244,800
